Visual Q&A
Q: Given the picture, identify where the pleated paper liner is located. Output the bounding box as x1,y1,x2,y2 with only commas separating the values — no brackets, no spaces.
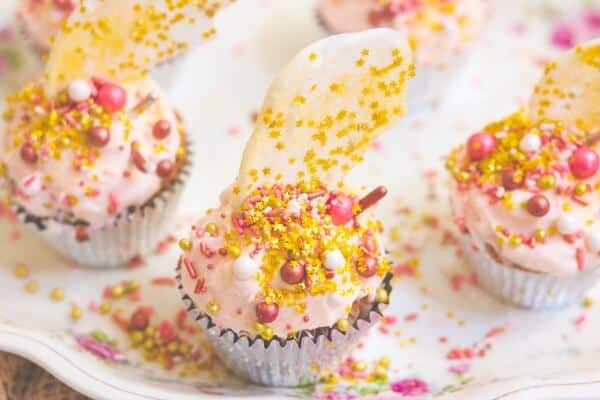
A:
13,134,193,269
463,238,600,309
177,268,393,387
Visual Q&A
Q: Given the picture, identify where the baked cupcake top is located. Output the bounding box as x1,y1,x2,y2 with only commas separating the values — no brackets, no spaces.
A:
446,39,600,276
2,0,234,228
179,29,415,340
317,0,486,67
17,0,74,53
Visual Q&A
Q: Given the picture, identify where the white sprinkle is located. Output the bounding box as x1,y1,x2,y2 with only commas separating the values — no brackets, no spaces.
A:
286,199,301,216
232,255,258,281
519,133,541,153
324,248,346,270
68,80,92,102
587,231,600,253
556,215,579,235
262,206,272,215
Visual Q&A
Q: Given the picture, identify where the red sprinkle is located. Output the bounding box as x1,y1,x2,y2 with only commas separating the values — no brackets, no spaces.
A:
200,241,215,257
194,278,206,294
151,277,176,286
576,247,586,271
404,312,418,322
183,257,197,279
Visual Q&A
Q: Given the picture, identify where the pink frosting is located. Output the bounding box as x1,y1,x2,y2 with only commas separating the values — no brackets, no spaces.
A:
179,187,385,337
451,184,600,276
447,119,600,277
317,0,486,66
2,78,182,227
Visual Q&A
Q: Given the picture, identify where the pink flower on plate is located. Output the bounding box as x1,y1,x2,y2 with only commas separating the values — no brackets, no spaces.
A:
550,9,600,49
550,24,575,49
389,378,430,397
448,363,470,375
313,391,359,400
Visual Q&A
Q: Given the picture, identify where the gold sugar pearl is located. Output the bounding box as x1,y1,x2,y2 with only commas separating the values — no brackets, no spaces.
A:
227,245,241,258
534,229,546,242
70,305,82,320
337,318,350,332
261,326,274,340
205,223,218,236
178,238,193,251
126,280,140,291
377,356,390,368
254,322,264,333
375,288,389,304
129,331,144,344
50,287,64,301
111,285,125,298
353,360,367,372
574,183,588,196
24,280,39,294
538,174,556,190
13,263,29,278
206,301,220,315
373,365,388,379
508,235,522,248
99,302,112,314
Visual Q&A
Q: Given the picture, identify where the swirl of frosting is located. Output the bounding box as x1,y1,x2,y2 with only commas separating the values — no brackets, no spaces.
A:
178,182,389,339
446,112,600,276
1,77,184,227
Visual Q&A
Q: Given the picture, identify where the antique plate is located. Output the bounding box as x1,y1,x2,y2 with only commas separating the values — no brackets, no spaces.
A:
1,0,600,399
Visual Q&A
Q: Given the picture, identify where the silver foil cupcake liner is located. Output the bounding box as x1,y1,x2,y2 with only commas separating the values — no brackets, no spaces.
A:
463,238,600,309
13,138,193,269
177,270,393,387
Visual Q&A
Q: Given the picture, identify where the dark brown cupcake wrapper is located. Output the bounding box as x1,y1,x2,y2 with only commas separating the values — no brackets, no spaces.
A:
13,137,193,268
176,267,392,386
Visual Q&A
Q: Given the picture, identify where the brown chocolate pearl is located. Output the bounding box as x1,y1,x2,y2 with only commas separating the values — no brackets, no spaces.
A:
357,257,378,278
152,119,172,140
87,126,110,147
526,194,550,217
156,159,174,178
501,168,523,191
256,302,279,324
129,309,149,331
280,261,305,284
20,144,38,164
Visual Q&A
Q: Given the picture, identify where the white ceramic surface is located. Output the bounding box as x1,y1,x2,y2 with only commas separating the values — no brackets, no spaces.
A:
2,0,600,399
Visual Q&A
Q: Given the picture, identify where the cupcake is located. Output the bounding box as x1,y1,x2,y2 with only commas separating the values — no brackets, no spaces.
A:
316,0,486,109
1,0,234,268
14,0,195,89
445,38,600,309
177,28,415,386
